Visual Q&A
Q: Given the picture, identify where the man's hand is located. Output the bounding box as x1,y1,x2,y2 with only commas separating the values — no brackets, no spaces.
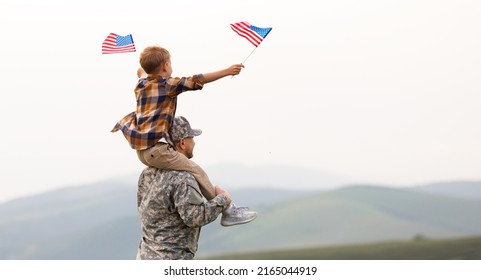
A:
215,186,232,206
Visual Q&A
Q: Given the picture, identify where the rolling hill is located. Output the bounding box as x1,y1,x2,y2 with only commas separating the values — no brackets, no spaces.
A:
197,185,481,256
203,235,481,260
410,181,481,200
0,167,480,259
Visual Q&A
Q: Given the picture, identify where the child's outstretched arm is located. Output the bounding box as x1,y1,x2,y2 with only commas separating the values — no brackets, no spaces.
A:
202,64,244,83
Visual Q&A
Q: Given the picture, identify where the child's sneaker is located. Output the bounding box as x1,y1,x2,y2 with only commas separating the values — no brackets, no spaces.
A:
220,203,257,227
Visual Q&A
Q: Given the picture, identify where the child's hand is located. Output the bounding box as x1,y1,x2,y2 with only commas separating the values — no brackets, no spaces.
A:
228,64,244,76
137,67,147,78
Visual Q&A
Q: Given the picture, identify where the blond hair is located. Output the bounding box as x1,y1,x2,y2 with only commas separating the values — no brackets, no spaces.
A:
139,46,170,74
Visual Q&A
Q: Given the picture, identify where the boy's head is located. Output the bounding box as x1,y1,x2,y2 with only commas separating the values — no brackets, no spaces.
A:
139,46,171,75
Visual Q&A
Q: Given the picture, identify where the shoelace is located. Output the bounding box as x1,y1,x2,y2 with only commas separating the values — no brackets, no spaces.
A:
232,206,250,214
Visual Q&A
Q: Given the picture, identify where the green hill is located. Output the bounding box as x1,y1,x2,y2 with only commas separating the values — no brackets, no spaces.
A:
1,179,481,259
203,235,481,260
197,185,481,256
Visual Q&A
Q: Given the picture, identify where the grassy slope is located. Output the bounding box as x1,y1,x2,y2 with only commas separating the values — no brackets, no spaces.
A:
198,188,468,255
2,184,481,259
203,235,481,260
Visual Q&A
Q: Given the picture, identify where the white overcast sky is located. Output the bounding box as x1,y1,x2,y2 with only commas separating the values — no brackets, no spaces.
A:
0,0,480,202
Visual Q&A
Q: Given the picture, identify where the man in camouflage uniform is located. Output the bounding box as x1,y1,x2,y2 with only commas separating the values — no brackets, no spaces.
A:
136,116,233,260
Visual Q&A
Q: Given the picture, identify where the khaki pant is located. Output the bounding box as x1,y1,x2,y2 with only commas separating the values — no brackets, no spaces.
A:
136,143,216,199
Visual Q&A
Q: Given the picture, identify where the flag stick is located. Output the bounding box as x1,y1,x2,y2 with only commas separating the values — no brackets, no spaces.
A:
231,47,258,79
242,47,258,64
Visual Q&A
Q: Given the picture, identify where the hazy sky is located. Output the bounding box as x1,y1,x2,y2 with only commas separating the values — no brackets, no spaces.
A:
1,0,480,202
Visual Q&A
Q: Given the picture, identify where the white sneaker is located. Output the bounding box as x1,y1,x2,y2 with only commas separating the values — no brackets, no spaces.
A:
220,203,257,227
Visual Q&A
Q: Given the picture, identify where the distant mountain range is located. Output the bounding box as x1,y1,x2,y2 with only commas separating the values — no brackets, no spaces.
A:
409,181,481,200
0,164,480,259
199,184,481,256
106,162,353,191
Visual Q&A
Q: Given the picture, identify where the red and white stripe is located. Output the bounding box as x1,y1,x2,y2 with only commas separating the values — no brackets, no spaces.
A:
230,22,263,47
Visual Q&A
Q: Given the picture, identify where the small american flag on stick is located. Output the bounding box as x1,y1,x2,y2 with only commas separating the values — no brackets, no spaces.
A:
102,33,136,54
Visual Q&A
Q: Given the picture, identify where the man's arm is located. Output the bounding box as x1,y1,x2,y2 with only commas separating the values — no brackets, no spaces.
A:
174,177,227,228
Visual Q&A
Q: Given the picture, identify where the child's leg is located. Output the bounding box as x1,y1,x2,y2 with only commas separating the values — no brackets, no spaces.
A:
137,143,216,200
139,144,257,227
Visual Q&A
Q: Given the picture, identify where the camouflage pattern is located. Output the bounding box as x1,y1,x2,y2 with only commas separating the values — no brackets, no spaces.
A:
136,167,227,260
171,116,202,144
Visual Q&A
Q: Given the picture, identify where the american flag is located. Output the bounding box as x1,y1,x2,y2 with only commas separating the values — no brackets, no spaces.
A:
230,21,272,47
101,33,136,54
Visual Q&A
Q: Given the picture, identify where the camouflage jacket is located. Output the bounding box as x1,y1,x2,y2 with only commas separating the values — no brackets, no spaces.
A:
136,167,227,260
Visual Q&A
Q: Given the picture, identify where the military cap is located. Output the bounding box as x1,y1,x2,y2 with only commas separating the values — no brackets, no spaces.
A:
171,116,202,144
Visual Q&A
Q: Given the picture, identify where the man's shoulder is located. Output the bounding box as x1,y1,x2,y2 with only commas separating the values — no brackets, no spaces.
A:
168,170,197,186
140,167,196,185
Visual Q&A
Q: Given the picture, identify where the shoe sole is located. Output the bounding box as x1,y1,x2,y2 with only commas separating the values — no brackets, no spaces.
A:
220,214,257,227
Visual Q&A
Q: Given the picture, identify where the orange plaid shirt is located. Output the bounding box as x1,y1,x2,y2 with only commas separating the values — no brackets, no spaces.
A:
112,74,204,150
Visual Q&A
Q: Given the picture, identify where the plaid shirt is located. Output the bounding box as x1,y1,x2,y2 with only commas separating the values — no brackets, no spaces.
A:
112,74,204,150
